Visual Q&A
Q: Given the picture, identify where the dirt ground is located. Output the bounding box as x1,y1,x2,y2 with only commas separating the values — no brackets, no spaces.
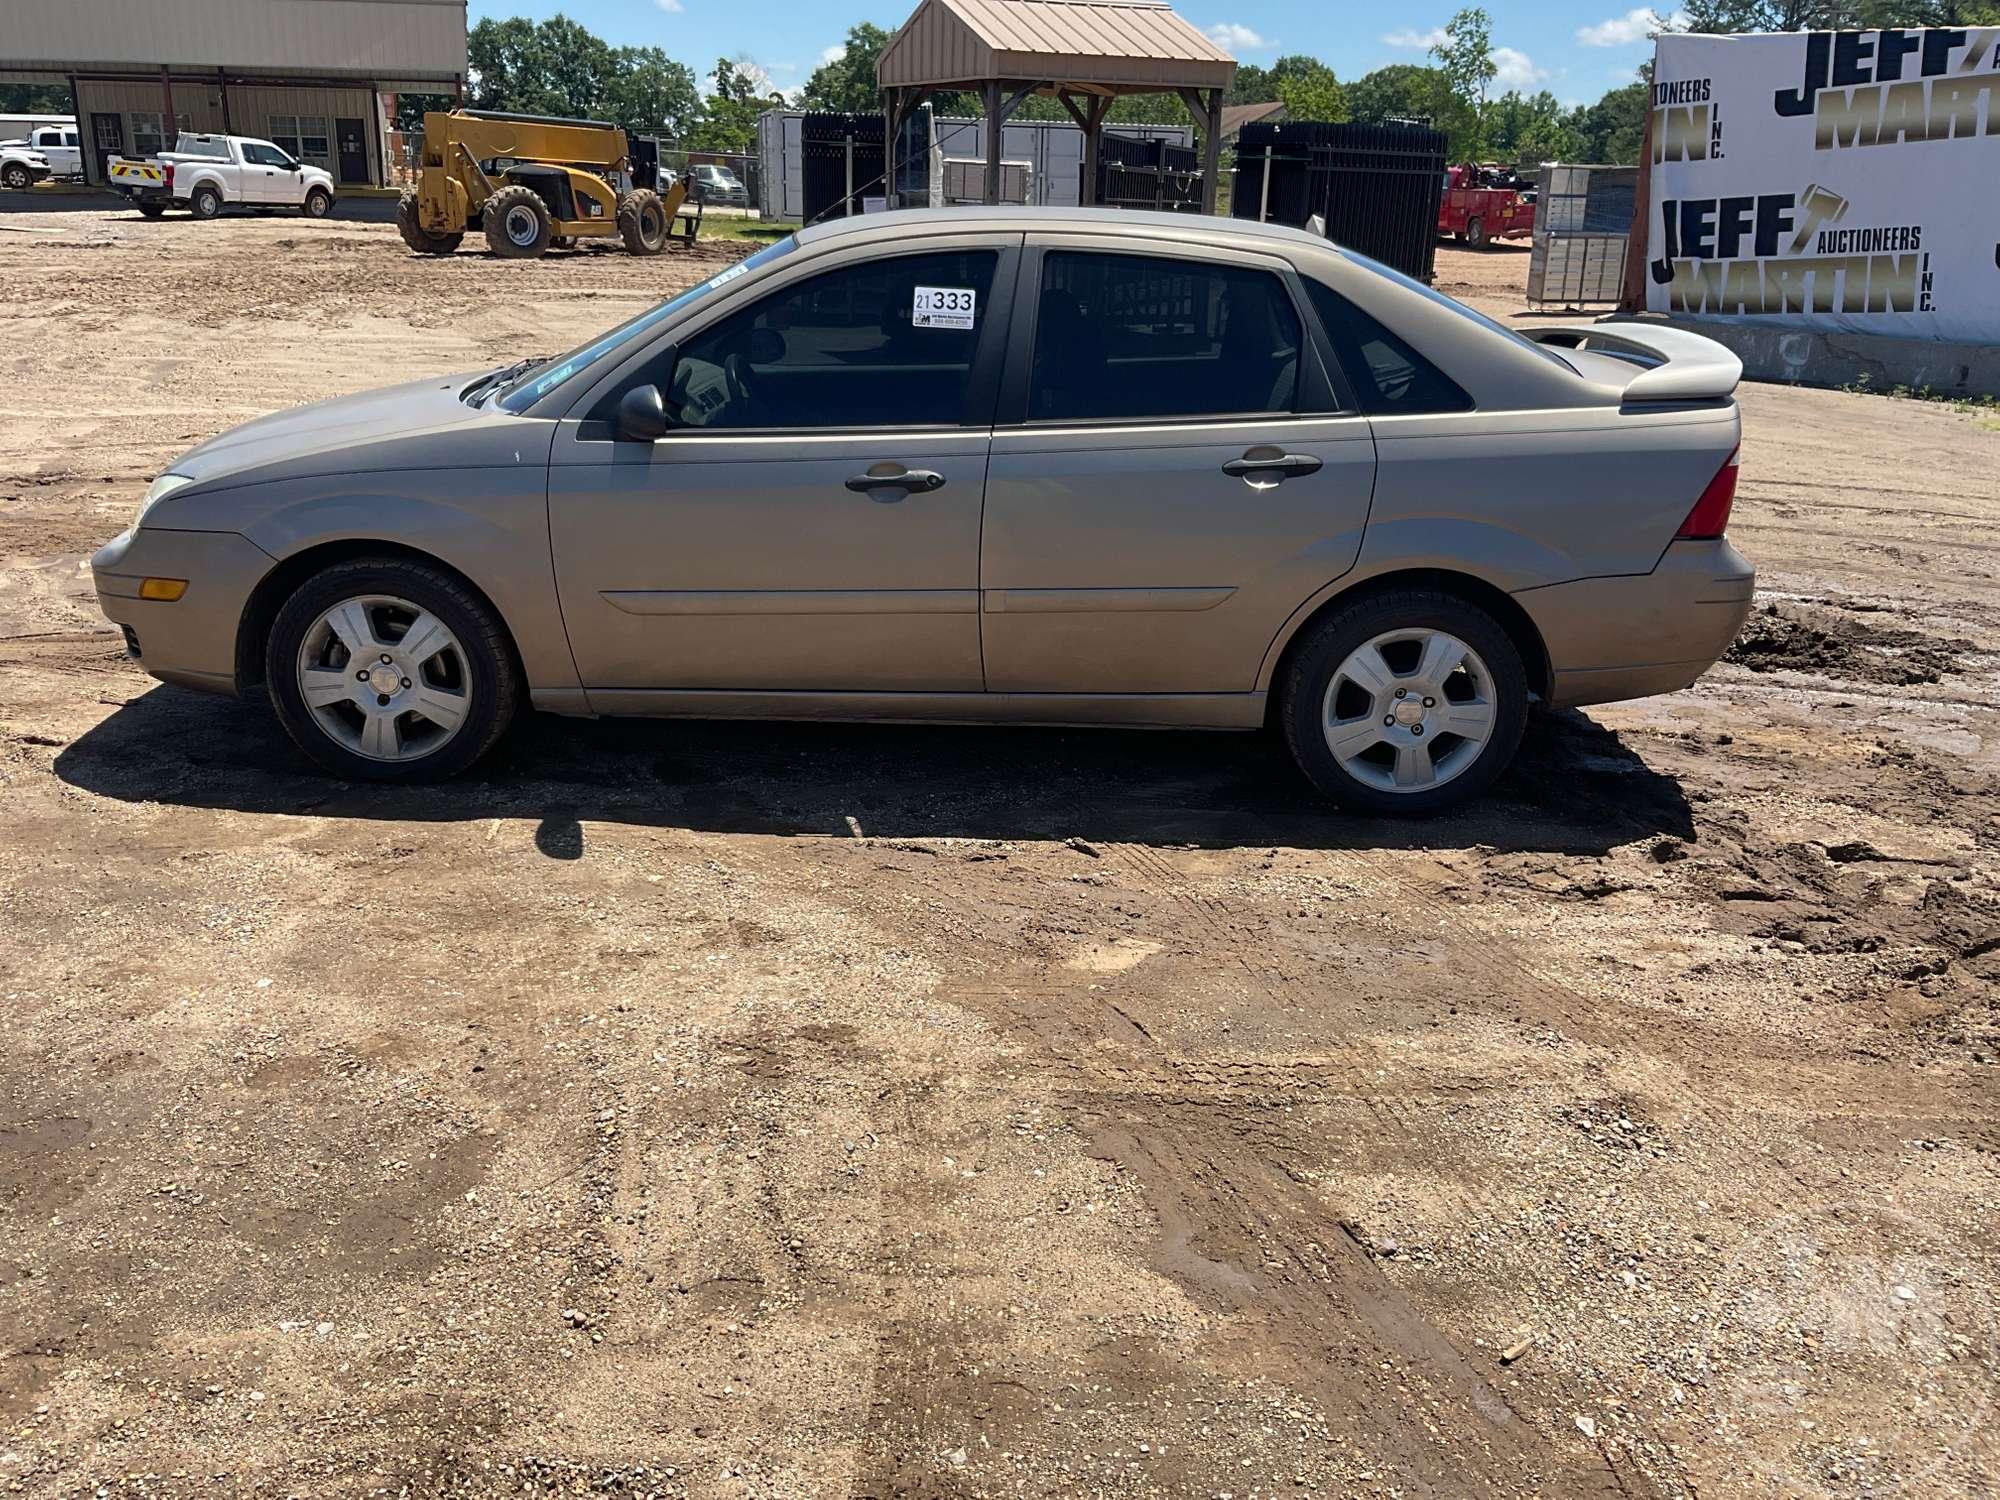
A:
0,209,1995,1500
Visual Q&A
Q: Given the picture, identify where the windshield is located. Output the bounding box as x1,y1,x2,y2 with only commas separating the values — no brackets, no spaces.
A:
495,235,798,413
1341,247,1577,373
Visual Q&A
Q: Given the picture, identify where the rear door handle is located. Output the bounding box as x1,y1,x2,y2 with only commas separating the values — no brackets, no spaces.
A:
845,468,946,495
1222,453,1322,482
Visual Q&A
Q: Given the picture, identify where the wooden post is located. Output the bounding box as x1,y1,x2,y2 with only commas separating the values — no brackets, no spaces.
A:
1201,88,1221,215
1085,94,1108,209
882,87,897,209
1619,105,1656,313
983,80,1002,205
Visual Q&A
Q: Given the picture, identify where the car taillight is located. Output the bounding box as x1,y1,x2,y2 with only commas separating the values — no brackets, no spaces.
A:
163,163,174,190
1676,447,1738,540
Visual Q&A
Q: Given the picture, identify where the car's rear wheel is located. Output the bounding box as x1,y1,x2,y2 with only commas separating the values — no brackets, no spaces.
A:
266,559,518,782
1278,589,1528,815
1466,214,1490,249
190,183,222,219
137,200,167,218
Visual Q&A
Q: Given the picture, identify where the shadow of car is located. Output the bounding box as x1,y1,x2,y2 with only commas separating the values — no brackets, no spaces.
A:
54,685,1693,859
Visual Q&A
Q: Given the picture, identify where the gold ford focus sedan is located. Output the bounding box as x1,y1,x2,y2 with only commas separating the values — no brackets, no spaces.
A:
93,207,1753,814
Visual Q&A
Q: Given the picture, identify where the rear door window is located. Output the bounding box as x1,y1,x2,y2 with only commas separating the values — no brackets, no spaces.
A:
1029,251,1301,423
1302,279,1474,416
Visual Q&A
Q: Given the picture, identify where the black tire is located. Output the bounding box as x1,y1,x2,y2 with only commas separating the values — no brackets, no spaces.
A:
483,184,551,258
616,188,667,255
190,183,223,219
302,186,333,218
265,558,520,783
396,187,463,255
1277,588,1529,816
1,163,30,190
137,200,167,219
1466,214,1490,250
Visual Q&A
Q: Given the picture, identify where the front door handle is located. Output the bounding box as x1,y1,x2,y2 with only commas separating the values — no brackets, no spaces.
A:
845,468,946,495
1222,452,1323,482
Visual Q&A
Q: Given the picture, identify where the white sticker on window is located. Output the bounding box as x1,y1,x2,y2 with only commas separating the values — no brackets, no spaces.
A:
705,261,751,291
912,286,977,330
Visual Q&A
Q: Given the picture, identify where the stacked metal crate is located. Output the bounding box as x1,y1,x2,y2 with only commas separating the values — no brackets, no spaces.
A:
1526,164,1638,310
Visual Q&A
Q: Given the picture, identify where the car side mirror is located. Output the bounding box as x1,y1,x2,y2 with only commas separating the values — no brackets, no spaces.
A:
615,383,669,442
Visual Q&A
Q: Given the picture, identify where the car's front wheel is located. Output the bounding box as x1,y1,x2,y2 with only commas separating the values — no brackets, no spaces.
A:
1278,588,1528,815
1,163,31,190
302,186,332,218
266,558,518,782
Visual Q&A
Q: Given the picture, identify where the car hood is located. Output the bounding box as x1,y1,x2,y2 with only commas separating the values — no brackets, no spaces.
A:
166,371,532,490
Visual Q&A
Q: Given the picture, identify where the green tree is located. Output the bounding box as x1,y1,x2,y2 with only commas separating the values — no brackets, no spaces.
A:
689,57,781,153
0,82,71,115
1226,64,1274,104
1429,8,1496,159
1486,89,1582,163
802,22,893,111
1573,80,1648,163
1347,64,1446,124
606,47,701,139
1274,61,1349,123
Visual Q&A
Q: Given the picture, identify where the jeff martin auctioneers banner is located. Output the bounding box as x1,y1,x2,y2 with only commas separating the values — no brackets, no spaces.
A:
1645,27,2000,343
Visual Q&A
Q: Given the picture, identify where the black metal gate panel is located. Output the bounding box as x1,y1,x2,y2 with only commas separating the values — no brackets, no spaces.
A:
1233,121,1448,282
800,112,885,223
1093,134,1203,213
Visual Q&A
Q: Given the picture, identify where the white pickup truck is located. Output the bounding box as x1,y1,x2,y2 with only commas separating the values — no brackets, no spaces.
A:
110,133,336,220
0,141,52,191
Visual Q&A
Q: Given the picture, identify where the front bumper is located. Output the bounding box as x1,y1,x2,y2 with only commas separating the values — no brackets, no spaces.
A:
1518,538,1756,709
92,526,274,696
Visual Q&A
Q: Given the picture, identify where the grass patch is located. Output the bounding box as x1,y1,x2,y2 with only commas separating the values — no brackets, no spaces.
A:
1838,371,2000,417
694,218,798,245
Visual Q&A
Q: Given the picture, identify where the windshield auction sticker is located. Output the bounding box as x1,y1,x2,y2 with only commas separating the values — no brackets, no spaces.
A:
912,287,976,329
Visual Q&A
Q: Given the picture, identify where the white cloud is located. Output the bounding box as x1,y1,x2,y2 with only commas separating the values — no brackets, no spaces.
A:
654,0,683,13
1492,46,1548,87
1575,7,1680,46
770,61,799,72
1204,22,1267,50
818,43,847,66
1382,27,1447,48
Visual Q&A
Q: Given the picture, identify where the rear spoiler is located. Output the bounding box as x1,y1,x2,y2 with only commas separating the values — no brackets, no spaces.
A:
1521,322,1742,403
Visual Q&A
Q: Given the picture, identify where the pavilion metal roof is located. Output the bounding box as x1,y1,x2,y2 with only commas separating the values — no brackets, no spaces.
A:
877,0,1236,93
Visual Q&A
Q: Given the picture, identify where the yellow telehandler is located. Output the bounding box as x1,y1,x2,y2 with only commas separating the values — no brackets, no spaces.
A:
397,109,698,260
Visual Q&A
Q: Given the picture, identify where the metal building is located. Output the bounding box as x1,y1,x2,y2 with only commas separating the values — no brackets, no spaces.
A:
0,0,466,189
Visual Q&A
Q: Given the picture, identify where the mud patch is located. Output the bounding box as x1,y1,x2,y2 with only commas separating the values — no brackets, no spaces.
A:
1725,602,1967,685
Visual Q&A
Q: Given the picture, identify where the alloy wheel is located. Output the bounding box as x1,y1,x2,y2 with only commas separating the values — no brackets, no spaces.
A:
1319,628,1496,793
295,594,472,762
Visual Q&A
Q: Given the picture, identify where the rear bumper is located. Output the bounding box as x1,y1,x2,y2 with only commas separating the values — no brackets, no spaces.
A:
1517,538,1755,710
92,526,273,697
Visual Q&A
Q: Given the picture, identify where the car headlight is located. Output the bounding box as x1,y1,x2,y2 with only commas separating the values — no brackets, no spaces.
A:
136,472,194,525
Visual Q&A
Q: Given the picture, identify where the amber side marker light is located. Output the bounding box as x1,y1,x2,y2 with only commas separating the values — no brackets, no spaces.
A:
138,578,188,601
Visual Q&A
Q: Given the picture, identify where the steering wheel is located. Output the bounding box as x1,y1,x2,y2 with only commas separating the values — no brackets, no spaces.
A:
722,351,756,412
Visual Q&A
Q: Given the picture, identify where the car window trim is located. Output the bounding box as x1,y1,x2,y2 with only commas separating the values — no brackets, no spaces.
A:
553,233,1023,439
996,240,1346,431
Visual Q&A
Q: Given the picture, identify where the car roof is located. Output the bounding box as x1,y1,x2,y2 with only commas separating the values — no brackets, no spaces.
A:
794,205,1341,257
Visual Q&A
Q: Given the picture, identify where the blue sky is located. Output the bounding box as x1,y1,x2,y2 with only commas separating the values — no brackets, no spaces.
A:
467,0,1667,109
